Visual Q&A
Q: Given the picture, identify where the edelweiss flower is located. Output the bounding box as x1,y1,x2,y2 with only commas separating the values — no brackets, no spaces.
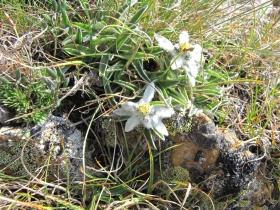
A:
114,82,174,136
154,31,203,86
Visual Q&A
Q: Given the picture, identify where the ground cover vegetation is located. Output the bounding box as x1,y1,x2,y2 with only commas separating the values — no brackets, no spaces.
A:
0,0,279,209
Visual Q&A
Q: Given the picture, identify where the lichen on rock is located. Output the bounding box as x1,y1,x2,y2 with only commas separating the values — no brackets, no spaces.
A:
0,115,85,180
0,127,43,176
34,115,84,180
101,117,116,147
165,113,194,136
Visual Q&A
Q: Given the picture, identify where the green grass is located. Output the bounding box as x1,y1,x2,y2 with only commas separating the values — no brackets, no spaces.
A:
0,0,279,209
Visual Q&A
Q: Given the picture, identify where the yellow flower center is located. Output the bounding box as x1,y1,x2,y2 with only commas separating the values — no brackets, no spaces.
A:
180,42,194,52
138,103,151,115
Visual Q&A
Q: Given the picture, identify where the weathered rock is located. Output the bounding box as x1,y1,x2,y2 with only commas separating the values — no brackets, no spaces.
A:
112,112,264,207
168,113,237,176
0,115,84,181
167,113,261,203
33,115,84,181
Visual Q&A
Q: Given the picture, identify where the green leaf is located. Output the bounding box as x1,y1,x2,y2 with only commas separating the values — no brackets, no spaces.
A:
46,68,58,80
129,5,148,25
156,80,179,89
61,65,71,74
61,35,76,46
72,22,91,32
180,87,189,100
144,46,163,54
194,88,221,97
106,61,124,74
100,55,109,75
56,68,65,82
113,80,138,91
144,128,157,150
75,28,83,44
207,69,227,81
122,52,155,59
94,21,106,31
153,128,165,140
92,36,116,46
64,44,92,55
115,0,138,20
52,0,58,12
61,7,70,29
57,0,61,11
16,69,22,81
168,88,189,106
42,14,52,22
157,83,169,99
117,34,130,50
63,77,70,88
43,78,56,89
1,77,10,84
100,55,117,106
132,60,151,82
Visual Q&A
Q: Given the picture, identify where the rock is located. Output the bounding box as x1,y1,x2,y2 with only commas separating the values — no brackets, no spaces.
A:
0,115,84,181
204,148,259,199
112,112,264,207
0,105,11,125
167,113,231,177
33,115,84,181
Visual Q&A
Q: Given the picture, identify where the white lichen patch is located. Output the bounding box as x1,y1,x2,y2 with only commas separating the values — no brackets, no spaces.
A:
36,115,84,180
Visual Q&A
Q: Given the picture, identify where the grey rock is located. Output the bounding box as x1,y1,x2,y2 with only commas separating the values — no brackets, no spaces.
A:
0,115,85,181
34,115,84,180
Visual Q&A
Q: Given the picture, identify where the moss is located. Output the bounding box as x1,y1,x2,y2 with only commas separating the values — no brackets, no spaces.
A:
162,166,190,183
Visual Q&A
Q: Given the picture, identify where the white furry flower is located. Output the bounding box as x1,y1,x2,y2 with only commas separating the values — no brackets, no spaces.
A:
154,31,203,86
114,82,174,136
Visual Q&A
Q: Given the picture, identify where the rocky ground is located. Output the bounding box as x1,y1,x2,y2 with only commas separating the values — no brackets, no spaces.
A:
1,103,278,209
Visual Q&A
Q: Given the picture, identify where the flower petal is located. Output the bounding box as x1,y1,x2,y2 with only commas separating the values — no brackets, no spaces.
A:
183,59,198,78
154,34,176,54
153,121,169,136
141,116,153,129
171,56,183,70
186,70,196,87
142,82,155,103
121,101,136,114
179,31,190,45
190,44,203,63
125,115,140,132
154,107,175,119
114,108,131,116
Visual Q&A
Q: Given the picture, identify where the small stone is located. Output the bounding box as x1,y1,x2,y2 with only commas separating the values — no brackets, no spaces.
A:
0,106,10,124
